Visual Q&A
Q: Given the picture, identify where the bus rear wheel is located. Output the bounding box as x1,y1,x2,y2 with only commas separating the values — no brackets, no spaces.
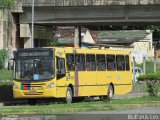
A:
65,87,73,104
107,85,114,100
99,85,114,101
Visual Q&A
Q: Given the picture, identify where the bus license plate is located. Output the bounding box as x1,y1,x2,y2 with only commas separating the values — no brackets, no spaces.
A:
31,87,42,90
29,90,36,94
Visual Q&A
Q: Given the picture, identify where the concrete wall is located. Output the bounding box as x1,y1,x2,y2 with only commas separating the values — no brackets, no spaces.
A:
0,10,8,50
20,24,31,38
132,30,154,57
19,5,160,25
0,10,4,49
110,30,153,64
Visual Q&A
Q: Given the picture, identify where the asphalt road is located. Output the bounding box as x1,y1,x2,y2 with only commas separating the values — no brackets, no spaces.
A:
85,106,160,114
1,107,160,120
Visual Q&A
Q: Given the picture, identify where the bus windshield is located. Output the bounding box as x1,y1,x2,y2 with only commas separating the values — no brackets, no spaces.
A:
14,57,54,81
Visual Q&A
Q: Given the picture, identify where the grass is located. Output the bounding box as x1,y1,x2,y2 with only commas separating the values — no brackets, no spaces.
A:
0,96,160,115
0,69,12,81
133,83,147,92
133,83,160,92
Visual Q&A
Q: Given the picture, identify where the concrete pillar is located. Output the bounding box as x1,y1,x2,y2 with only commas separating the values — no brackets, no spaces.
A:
24,38,32,48
20,24,32,48
143,57,146,74
0,10,4,49
154,56,157,73
132,57,136,84
12,21,17,50
0,24,3,49
74,27,79,48
146,30,154,56
78,26,81,47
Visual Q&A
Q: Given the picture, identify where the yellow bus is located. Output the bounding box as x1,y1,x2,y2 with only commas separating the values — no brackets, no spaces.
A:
13,47,132,104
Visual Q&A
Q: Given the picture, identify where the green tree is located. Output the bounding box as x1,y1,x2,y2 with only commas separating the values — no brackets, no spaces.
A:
138,72,160,97
0,49,7,69
0,0,14,66
0,0,14,9
147,25,160,32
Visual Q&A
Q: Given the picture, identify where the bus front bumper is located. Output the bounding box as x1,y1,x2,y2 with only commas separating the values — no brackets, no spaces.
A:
13,88,56,98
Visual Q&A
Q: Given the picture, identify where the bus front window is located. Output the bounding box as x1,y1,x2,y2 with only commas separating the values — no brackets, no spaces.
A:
14,58,54,81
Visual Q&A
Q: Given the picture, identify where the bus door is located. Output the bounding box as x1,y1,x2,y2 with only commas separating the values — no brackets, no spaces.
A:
56,56,66,97
66,54,77,96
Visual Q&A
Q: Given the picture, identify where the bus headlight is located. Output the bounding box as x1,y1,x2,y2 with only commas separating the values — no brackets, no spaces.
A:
13,84,20,90
47,82,55,89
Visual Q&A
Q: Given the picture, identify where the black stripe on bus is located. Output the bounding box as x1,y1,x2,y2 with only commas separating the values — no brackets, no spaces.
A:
57,83,131,87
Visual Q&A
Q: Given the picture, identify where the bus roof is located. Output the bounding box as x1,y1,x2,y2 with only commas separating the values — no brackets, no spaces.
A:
45,47,130,55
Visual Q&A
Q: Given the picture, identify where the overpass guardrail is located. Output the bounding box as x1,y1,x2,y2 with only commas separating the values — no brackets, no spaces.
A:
15,0,160,6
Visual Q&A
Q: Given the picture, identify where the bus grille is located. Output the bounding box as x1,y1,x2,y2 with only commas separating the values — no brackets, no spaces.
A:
21,82,45,95
23,92,43,95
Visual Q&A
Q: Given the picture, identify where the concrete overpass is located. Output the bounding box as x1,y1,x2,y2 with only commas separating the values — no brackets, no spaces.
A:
12,0,160,48
16,0,160,25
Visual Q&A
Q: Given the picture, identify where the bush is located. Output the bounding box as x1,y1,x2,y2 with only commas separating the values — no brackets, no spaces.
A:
138,72,160,97
0,49,7,69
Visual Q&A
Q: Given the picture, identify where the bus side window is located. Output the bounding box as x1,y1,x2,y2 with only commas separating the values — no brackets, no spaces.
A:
66,54,74,71
125,55,130,71
56,57,66,80
96,54,106,71
86,54,96,71
106,55,116,71
116,55,125,71
76,54,85,71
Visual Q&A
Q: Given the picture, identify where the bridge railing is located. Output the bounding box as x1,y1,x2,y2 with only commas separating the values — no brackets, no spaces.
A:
15,0,160,6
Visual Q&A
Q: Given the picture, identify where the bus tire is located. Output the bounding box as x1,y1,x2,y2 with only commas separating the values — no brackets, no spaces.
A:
65,87,73,104
99,85,114,101
99,96,106,101
107,85,114,100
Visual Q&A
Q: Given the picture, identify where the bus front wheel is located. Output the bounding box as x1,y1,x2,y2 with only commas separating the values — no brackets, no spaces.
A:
65,87,73,104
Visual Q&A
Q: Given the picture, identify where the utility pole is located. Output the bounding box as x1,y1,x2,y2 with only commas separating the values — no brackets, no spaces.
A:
143,57,146,74
74,27,79,48
132,57,136,84
31,0,35,48
78,26,81,48
154,46,157,72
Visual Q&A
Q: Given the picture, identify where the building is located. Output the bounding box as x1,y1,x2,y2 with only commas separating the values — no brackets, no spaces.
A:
0,9,7,50
0,9,16,52
53,27,154,64
91,30,154,64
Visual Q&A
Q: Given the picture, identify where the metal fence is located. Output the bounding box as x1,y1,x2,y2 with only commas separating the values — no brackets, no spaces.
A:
132,56,160,84
134,57,160,73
